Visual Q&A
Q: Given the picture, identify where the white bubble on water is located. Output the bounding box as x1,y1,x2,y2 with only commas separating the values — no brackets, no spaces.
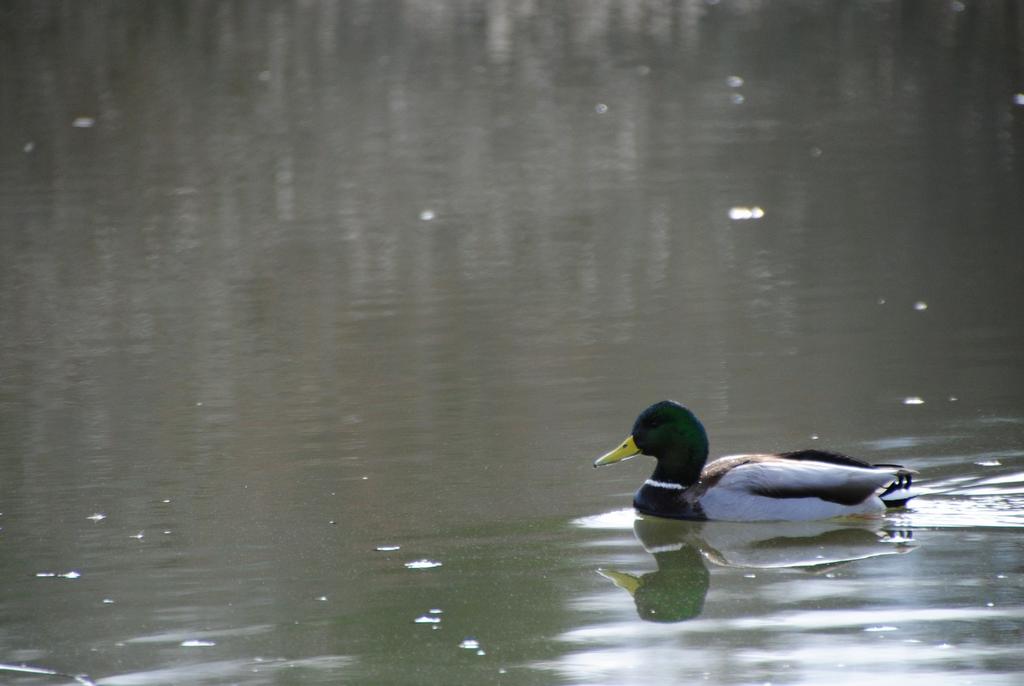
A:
728,206,765,220
87,513,106,521
726,75,744,88
72,117,96,128
415,615,441,624
375,545,401,552
913,301,928,311
404,559,442,569
37,571,81,579
902,397,925,405
595,103,609,114
459,638,481,650
180,640,216,647
419,209,435,221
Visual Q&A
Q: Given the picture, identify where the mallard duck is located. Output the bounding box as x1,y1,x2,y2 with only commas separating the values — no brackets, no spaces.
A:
593,400,919,522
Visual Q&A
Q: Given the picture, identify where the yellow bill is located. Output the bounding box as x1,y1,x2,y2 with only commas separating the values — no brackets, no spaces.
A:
593,435,641,467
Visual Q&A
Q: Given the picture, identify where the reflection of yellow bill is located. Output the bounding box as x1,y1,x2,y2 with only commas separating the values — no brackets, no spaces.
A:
593,435,641,467
597,568,641,595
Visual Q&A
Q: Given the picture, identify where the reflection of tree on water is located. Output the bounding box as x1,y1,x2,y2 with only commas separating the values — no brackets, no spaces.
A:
600,516,915,623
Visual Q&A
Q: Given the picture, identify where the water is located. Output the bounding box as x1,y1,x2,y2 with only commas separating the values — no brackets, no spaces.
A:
2,1,1023,684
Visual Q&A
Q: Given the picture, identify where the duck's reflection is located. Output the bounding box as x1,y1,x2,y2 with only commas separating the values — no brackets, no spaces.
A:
599,543,709,623
599,516,915,623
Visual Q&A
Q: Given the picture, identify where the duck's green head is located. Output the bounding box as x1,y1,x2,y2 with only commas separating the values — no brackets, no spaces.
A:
593,401,709,483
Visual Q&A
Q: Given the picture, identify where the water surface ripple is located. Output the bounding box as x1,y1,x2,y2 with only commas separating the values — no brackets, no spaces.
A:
2,1,1023,684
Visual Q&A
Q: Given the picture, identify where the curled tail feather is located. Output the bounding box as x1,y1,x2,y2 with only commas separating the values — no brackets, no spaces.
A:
878,468,918,507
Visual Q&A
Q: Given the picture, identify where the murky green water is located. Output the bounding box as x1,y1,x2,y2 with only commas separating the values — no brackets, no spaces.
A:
2,2,1024,684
